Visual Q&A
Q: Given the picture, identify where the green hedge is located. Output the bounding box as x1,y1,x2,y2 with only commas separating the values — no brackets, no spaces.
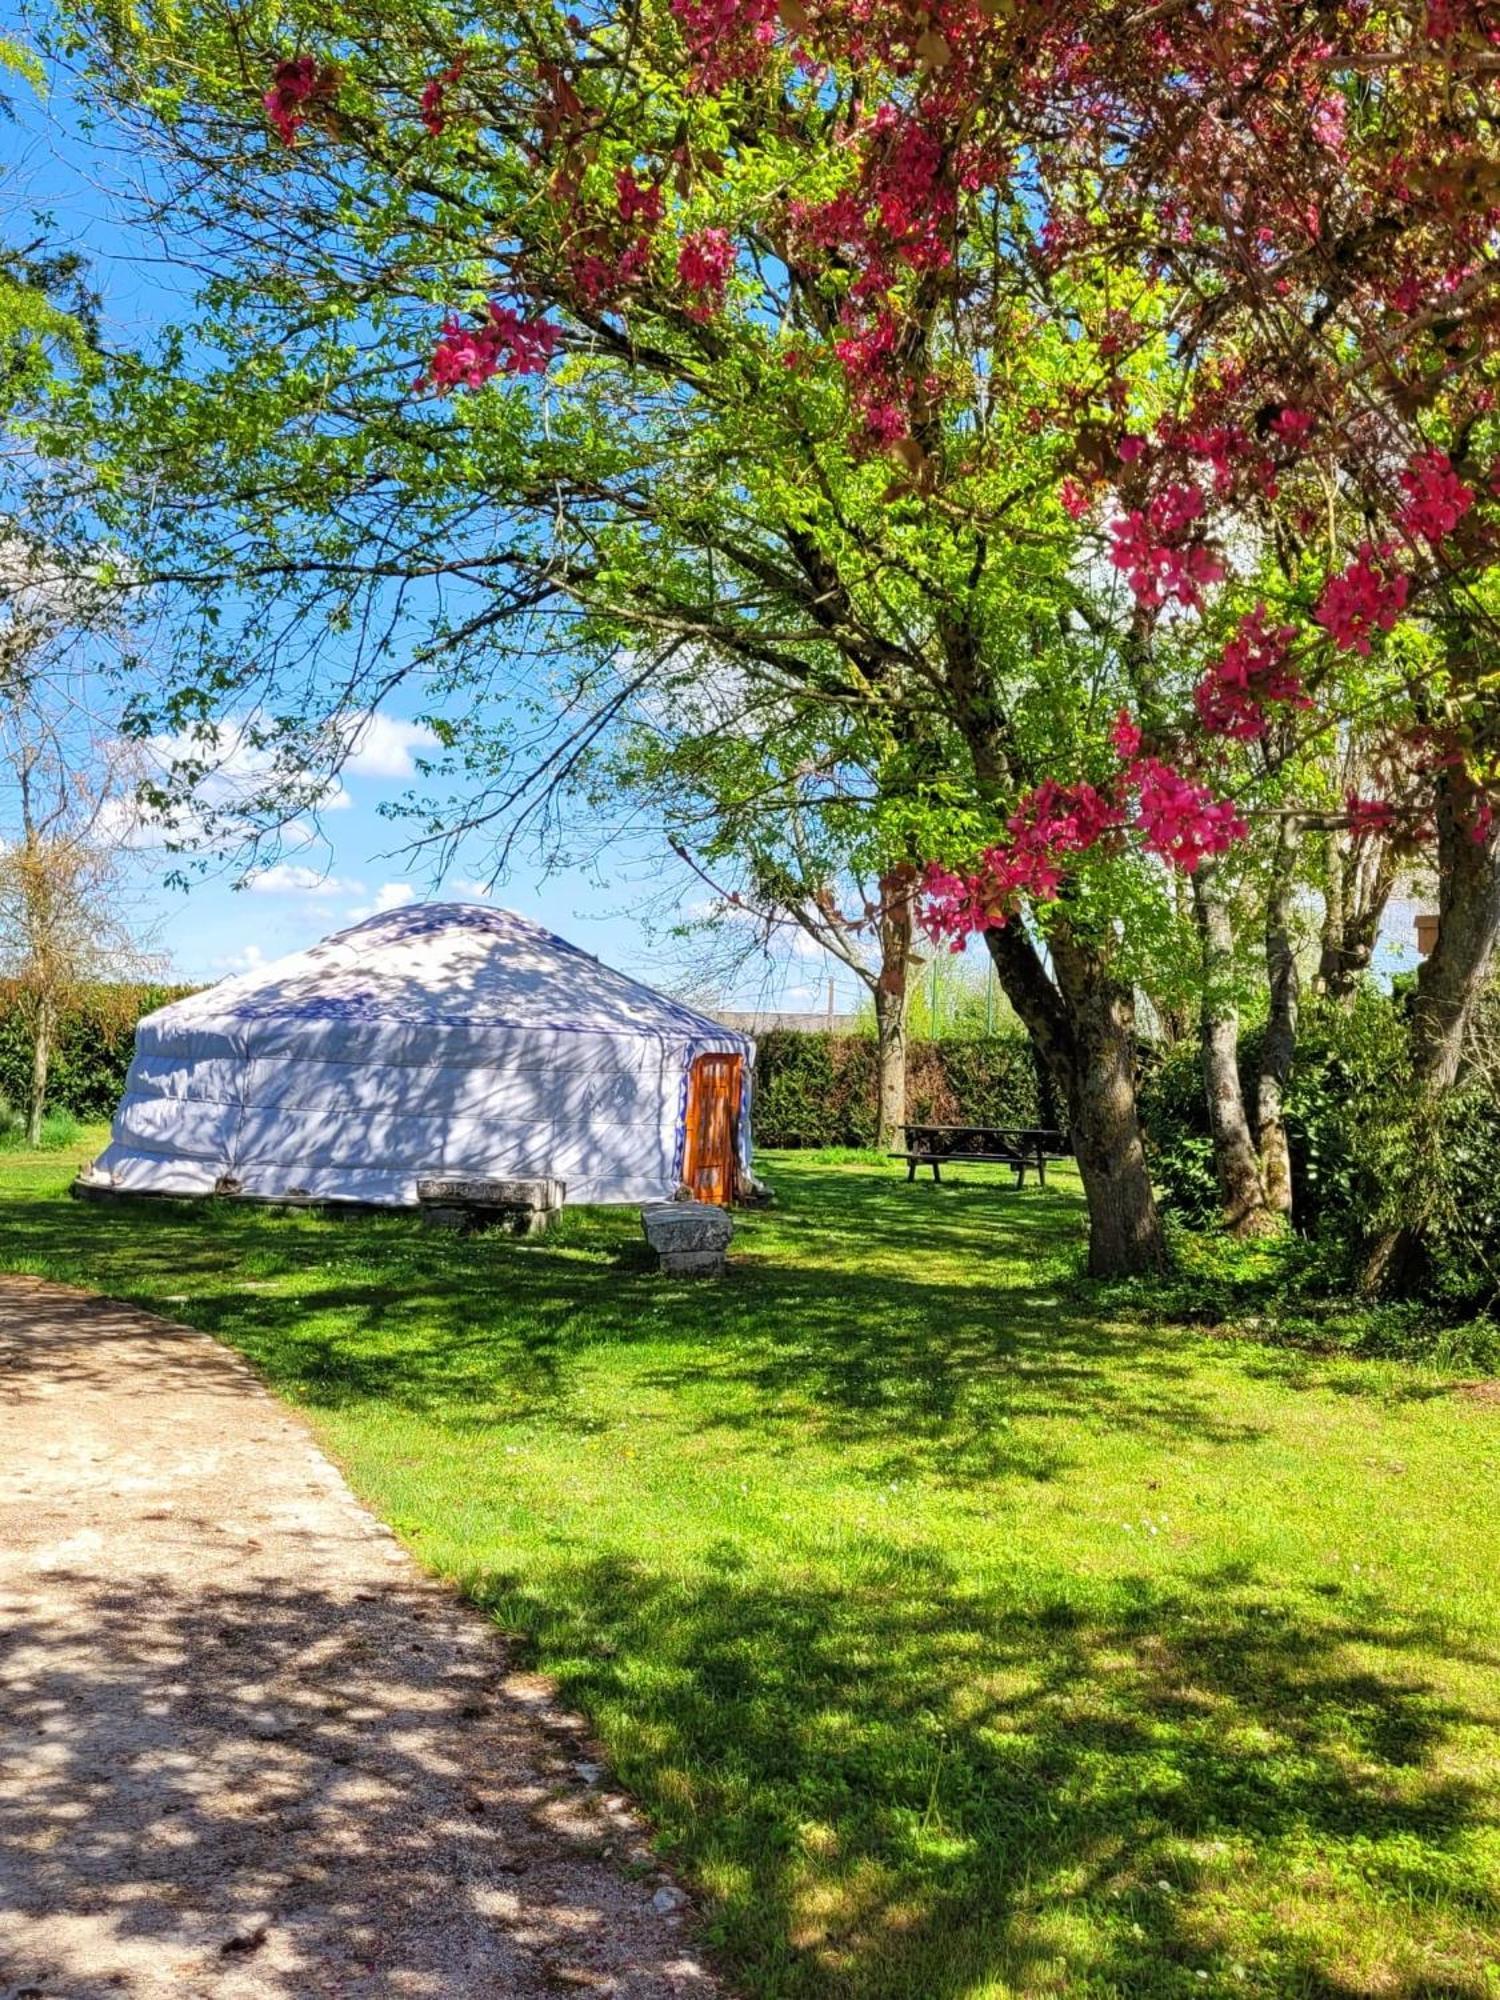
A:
753,1030,1049,1148
0,981,199,1122
1,988,1051,1153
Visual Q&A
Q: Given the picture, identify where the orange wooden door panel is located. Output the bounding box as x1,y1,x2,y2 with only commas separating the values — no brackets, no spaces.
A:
682,1053,743,1206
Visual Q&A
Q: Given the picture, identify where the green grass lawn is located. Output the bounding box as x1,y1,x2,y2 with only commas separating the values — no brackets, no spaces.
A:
3,1132,1499,2000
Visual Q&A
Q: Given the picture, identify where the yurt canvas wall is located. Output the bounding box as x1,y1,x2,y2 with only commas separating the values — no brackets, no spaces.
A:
82,905,754,1207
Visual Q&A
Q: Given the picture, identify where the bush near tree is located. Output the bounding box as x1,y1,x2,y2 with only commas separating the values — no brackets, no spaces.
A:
0,979,194,1127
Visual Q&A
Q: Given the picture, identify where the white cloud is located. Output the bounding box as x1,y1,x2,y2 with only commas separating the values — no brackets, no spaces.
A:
341,712,439,780
244,863,362,898
344,880,417,921
215,943,267,974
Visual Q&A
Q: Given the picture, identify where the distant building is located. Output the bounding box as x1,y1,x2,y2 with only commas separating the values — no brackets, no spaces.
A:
711,1009,867,1037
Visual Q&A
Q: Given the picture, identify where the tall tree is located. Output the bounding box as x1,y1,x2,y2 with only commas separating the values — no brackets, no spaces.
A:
51,0,1500,1274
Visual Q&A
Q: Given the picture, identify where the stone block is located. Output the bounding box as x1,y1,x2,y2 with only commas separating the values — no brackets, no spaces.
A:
640,1201,733,1276
418,1176,565,1210
659,1249,727,1278
419,1175,565,1235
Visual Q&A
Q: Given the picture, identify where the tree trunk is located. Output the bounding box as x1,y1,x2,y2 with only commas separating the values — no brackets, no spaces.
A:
1360,770,1500,1293
871,867,916,1151
1191,871,1275,1236
1256,822,1300,1222
1316,830,1398,1003
1407,780,1500,1092
26,992,54,1148
986,917,1167,1277
872,984,907,1151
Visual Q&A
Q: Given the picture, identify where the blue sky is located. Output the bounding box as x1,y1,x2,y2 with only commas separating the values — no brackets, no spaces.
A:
2,50,873,1004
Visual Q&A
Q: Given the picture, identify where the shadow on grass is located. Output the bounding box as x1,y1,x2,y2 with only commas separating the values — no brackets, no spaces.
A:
470,1546,1500,2000
3,1162,1498,1996
0,1165,1268,1489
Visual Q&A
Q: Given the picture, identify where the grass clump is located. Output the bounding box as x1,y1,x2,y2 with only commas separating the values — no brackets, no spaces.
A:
2,1138,1498,2000
0,1101,84,1152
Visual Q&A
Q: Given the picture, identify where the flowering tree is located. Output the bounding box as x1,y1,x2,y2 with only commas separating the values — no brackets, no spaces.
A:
53,0,1500,1275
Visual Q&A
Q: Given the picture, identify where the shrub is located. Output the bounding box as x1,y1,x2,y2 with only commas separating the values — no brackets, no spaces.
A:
0,981,198,1122
0,1106,84,1153
753,1030,1046,1148
1138,987,1500,1322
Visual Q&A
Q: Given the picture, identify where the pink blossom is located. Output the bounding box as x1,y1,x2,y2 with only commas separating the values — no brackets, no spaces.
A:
1397,449,1474,544
1148,481,1206,539
425,304,560,391
677,228,734,315
617,171,665,229
264,57,334,146
1132,758,1248,872
1345,792,1398,840
1117,434,1147,464
1315,545,1410,654
1271,407,1317,447
1060,477,1091,521
669,0,778,88
862,402,910,445
921,781,1126,940
1110,710,1142,758
1193,606,1307,740
420,59,465,137
1109,510,1225,610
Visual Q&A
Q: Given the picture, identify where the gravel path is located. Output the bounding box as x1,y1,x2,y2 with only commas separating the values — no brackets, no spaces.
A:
0,1275,720,2000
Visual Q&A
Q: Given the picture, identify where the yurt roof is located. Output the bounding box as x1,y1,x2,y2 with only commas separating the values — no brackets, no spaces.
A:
151,903,749,1044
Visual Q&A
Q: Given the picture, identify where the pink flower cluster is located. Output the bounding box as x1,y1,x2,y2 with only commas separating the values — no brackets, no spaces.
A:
1345,793,1398,840
677,229,734,318
1314,545,1410,654
922,749,1252,942
922,780,1125,942
865,108,955,274
617,171,665,230
668,0,778,88
1132,758,1248,872
1271,407,1317,447
1426,0,1500,44
263,57,335,147
1397,449,1474,544
567,236,653,310
833,309,911,445
1109,484,1226,610
420,59,465,137
1193,606,1307,741
425,304,560,390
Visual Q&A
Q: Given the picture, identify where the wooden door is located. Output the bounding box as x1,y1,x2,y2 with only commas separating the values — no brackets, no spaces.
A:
682,1053,744,1206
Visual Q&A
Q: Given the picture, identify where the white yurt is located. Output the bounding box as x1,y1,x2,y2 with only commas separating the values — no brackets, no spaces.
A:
81,904,754,1208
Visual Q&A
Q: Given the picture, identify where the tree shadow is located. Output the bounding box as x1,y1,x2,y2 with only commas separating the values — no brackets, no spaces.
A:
0,1165,1274,1492
469,1547,1500,2000
0,1562,719,2000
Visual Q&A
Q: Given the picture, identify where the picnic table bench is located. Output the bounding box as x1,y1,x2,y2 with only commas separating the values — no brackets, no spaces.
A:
890,1123,1070,1187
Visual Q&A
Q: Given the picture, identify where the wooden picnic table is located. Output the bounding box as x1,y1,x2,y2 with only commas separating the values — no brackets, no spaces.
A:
890,1122,1070,1187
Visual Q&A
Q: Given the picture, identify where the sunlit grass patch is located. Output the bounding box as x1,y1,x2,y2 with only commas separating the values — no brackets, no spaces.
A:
1,1139,1497,1999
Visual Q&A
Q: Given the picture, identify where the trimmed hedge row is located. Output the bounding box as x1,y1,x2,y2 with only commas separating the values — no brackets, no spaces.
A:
753,1029,1051,1148
2,984,1050,1151
0,981,198,1122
